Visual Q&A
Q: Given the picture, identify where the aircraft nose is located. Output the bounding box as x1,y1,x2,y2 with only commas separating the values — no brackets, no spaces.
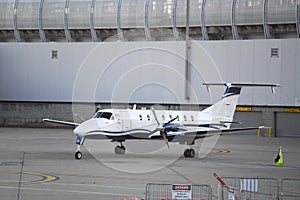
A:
73,119,99,137
74,125,84,137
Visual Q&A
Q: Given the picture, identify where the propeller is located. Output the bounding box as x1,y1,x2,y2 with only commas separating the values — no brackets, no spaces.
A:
150,107,179,149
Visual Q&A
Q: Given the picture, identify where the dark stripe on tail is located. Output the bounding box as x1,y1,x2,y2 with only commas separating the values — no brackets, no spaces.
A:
222,87,241,98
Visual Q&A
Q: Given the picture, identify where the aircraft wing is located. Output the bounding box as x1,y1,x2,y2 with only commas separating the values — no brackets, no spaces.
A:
43,118,80,127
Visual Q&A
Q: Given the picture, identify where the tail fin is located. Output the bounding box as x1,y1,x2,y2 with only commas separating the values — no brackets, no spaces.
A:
202,83,280,129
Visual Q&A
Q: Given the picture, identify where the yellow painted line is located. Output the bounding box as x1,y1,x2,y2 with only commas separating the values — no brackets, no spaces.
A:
236,107,252,112
0,172,58,186
23,172,59,184
214,149,230,155
284,108,300,113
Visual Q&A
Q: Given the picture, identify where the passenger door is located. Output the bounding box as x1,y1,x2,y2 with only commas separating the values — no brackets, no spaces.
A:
120,110,131,131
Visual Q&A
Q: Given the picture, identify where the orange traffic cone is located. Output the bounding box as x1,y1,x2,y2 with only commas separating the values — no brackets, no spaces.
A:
274,146,285,166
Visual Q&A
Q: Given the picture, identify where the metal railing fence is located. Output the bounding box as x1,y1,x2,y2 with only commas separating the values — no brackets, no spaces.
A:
145,183,213,200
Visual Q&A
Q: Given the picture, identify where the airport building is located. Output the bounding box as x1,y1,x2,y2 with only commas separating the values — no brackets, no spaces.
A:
0,0,300,137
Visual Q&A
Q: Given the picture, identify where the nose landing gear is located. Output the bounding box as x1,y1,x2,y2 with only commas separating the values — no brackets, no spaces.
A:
75,136,85,160
75,151,82,160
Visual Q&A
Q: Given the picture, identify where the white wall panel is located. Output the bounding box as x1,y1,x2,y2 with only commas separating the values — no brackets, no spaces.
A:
252,40,269,105
0,39,299,106
296,40,300,106
238,40,255,105
224,41,241,83
266,40,281,105
280,39,297,105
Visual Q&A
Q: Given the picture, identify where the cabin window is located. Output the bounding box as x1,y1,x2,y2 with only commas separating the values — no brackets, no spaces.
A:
169,114,172,119
147,115,150,121
176,115,179,121
184,115,187,121
94,112,113,120
191,115,194,121
139,114,143,121
162,115,165,121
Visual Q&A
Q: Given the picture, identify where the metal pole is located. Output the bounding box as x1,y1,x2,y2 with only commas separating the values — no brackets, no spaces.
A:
184,0,190,101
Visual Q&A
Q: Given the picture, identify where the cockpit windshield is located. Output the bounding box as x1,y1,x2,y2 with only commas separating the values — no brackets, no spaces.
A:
94,112,113,120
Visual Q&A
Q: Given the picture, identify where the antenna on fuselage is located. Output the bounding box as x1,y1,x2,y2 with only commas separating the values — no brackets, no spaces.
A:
95,105,101,113
132,104,137,110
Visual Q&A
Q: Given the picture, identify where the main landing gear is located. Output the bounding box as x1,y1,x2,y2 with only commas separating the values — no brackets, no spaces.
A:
75,136,85,160
115,142,126,154
184,148,195,158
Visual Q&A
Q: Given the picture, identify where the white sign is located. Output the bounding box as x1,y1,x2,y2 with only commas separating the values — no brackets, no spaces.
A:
172,185,192,200
240,178,258,192
228,187,235,200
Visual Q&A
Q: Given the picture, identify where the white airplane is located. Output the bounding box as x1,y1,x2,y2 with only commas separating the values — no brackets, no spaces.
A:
43,83,279,159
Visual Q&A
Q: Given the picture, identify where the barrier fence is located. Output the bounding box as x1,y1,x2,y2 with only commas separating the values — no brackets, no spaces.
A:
217,177,300,200
217,177,279,200
145,183,213,200
279,179,300,200
144,178,300,200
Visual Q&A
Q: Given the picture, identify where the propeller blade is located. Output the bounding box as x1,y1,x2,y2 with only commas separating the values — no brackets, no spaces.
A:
149,107,177,148
164,116,179,127
161,130,170,149
151,106,160,126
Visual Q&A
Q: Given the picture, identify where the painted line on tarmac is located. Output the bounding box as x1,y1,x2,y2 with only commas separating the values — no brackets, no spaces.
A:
23,172,59,184
54,172,190,184
42,181,145,191
0,185,143,198
0,172,59,186
214,148,230,154
0,179,144,192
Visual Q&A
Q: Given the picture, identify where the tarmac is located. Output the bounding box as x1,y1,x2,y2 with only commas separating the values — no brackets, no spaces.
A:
0,127,299,200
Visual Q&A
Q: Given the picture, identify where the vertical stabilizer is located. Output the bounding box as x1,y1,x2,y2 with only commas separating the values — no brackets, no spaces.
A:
202,83,280,129
202,85,241,128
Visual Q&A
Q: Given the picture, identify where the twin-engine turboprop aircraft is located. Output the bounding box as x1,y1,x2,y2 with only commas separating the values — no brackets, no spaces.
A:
43,83,279,159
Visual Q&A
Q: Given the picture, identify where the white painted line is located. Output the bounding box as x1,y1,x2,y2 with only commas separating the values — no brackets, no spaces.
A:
0,179,144,191
0,185,143,197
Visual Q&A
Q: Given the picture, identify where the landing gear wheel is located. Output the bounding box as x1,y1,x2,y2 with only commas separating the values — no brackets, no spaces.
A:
75,151,82,160
115,145,126,154
184,149,195,158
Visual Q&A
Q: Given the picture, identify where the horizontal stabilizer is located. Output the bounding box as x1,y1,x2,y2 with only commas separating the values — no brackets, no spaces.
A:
203,83,281,93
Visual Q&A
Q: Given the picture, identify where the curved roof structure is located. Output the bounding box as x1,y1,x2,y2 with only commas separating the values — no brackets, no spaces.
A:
0,0,299,42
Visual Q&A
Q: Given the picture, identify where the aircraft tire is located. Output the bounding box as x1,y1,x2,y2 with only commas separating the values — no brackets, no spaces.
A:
189,149,195,157
115,146,126,154
184,149,195,158
75,151,82,160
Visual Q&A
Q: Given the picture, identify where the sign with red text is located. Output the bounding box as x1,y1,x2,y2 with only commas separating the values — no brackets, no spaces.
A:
172,184,192,200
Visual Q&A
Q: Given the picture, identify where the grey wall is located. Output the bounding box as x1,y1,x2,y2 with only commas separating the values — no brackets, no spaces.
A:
0,39,299,106
275,112,300,137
